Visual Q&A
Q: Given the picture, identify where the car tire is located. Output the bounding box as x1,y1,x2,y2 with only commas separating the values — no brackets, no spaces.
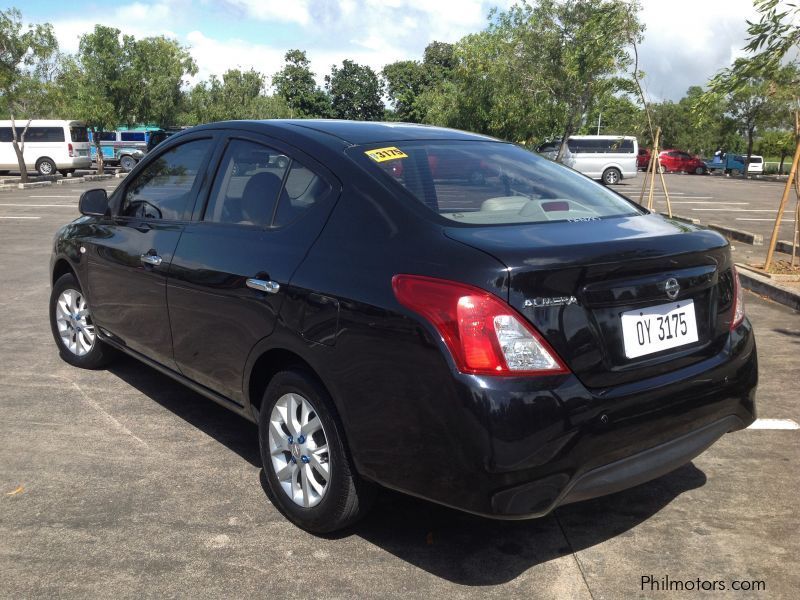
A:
601,167,621,185
35,157,57,176
694,166,706,175
120,155,137,172
258,368,375,533
49,273,117,369
657,165,666,174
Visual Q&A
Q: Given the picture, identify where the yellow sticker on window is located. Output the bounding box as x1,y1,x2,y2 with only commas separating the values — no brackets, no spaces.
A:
365,146,408,162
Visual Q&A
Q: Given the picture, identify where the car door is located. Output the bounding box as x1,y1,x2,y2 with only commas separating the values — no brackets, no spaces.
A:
167,133,340,403
85,134,216,369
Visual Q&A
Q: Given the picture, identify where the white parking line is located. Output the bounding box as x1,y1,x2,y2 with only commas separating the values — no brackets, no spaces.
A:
747,418,799,430
29,195,80,199
736,218,784,221
0,203,77,207
0,216,41,219
691,208,776,212
670,201,748,205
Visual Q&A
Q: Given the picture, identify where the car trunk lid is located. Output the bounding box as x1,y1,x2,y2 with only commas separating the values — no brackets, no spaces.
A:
444,214,737,388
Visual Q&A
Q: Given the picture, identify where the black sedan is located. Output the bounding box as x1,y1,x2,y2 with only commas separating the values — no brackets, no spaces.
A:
49,120,757,533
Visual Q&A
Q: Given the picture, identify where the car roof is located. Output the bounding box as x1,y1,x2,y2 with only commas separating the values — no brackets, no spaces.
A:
194,119,498,147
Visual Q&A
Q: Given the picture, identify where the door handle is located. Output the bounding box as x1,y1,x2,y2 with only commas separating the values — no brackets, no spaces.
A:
140,253,163,266
246,278,280,294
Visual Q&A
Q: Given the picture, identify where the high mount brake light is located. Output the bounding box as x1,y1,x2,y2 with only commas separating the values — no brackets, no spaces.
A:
731,266,745,330
392,274,569,376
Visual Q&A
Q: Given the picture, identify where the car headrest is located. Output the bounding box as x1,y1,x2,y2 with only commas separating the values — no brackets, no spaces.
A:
241,171,282,225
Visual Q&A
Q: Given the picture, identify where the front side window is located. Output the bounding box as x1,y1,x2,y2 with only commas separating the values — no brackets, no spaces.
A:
121,138,212,220
97,131,117,142
357,141,643,225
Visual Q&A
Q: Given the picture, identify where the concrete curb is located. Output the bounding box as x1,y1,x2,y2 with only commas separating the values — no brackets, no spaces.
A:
17,181,53,189
707,223,763,245
83,174,113,181
660,212,701,225
57,177,87,185
776,240,799,256
737,264,800,311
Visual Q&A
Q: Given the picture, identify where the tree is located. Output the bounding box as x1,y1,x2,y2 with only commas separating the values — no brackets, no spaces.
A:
494,0,643,158
129,35,196,128
272,50,330,118
758,129,795,173
0,7,58,181
712,63,798,172
325,60,384,121
64,25,137,174
182,68,291,124
382,60,427,122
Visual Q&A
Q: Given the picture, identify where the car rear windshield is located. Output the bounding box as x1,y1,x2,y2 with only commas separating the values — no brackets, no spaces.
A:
356,141,643,225
70,126,88,142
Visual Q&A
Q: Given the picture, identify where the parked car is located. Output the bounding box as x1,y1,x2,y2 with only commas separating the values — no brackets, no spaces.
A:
0,119,91,176
705,154,763,175
537,135,638,185
658,149,708,174
637,147,651,170
50,120,757,533
89,128,164,172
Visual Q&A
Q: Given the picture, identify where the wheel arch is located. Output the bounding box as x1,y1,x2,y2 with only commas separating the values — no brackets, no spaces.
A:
246,345,338,422
52,256,77,286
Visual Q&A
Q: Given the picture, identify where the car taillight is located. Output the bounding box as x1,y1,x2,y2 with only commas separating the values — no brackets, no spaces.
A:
392,274,569,376
68,143,74,157
731,266,745,329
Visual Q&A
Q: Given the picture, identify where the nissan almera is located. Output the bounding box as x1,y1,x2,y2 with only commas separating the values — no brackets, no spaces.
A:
49,120,757,533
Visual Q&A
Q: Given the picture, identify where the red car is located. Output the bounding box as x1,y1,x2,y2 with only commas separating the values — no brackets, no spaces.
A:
637,147,651,170
658,149,707,175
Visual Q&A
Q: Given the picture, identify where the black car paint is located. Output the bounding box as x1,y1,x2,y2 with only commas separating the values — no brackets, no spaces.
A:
51,120,757,519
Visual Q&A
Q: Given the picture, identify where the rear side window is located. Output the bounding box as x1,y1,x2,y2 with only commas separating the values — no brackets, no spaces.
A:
0,127,12,142
121,131,146,142
70,126,88,142
26,127,65,142
273,160,332,227
204,139,289,226
358,141,643,225
96,131,117,141
121,138,212,220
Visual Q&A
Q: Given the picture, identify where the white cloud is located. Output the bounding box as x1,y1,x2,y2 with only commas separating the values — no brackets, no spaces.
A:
636,0,757,100
43,0,759,102
222,0,311,25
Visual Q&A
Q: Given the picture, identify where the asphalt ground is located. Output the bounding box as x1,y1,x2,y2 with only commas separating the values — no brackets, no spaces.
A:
1,180,799,598
615,173,798,249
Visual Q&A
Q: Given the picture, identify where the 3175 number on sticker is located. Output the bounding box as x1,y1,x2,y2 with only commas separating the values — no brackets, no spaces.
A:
365,147,408,162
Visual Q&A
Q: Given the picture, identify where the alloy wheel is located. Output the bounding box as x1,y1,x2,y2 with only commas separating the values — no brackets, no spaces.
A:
268,393,330,508
55,288,95,356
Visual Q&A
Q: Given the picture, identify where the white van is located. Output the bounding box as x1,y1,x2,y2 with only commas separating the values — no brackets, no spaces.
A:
538,135,638,185
0,120,92,176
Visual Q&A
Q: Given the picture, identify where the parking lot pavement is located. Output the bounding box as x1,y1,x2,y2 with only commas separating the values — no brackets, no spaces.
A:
616,173,796,244
1,183,799,598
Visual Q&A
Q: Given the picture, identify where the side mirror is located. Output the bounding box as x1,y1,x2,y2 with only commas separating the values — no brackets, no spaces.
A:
79,189,109,217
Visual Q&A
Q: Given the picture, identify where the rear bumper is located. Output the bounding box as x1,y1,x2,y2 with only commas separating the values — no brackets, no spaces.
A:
492,415,745,516
363,319,757,519
57,157,91,169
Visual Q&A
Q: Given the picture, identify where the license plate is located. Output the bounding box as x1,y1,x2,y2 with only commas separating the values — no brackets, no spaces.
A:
76,149,89,156
620,300,698,359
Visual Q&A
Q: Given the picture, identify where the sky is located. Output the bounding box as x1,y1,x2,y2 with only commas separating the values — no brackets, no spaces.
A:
17,0,760,102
